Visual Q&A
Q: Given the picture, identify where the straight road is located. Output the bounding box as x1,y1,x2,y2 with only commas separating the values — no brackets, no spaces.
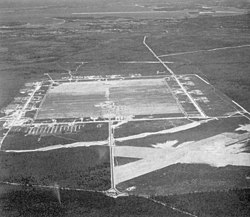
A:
143,36,207,118
158,44,250,57
119,61,174,64
0,83,41,149
72,11,170,15
109,120,115,189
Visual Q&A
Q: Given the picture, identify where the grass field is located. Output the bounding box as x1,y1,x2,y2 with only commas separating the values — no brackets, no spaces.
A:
177,74,242,116
77,62,167,76
114,119,191,138
36,78,182,119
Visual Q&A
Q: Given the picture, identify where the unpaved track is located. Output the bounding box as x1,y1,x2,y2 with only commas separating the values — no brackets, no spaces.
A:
116,121,201,142
2,120,207,153
158,44,250,57
2,141,108,153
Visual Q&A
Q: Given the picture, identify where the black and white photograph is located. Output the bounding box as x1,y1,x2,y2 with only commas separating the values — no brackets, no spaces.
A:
0,0,250,216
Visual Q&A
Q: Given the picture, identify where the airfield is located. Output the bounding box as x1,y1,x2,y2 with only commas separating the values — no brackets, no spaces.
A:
0,13,249,198
0,32,250,196
0,0,250,216
0,69,249,197
37,77,182,120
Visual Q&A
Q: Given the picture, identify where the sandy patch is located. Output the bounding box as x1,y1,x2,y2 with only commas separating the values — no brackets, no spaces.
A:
114,132,250,184
3,141,108,153
116,121,201,142
152,140,178,148
236,124,250,132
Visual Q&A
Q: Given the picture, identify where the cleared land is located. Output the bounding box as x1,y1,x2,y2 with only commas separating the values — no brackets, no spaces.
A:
1,0,250,216
36,78,182,119
1,122,109,151
114,116,250,195
114,131,250,184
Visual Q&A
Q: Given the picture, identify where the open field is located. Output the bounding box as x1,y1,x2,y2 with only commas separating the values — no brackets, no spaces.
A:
1,74,250,196
1,122,109,150
148,14,250,111
36,78,182,120
115,117,250,147
177,75,241,116
75,62,167,76
114,132,250,184
114,119,191,138
1,1,250,215
114,116,250,195
1,13,250,111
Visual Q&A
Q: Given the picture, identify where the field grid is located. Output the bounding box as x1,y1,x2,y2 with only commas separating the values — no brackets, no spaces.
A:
36,77,185,120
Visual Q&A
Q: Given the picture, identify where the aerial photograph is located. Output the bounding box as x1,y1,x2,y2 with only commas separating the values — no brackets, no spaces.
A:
0,0,249,216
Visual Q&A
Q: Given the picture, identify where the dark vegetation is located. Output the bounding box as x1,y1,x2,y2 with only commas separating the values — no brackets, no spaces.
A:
117,164,250,196
0,185,249,217
0,147,110,191
155,188,250,217
1,11,250,108
114,157,141,166
24,110,37,118
0,185,191,217
151,0,250,10
151,14,250,110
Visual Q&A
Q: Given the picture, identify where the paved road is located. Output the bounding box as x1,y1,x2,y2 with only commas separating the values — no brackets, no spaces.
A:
143,36,207,118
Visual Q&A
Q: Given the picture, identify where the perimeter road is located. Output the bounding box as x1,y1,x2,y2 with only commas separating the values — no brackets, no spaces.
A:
0,83,41,149
21,113,244,129
33,82,53,120
0,127,12,149
143,36,207,118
